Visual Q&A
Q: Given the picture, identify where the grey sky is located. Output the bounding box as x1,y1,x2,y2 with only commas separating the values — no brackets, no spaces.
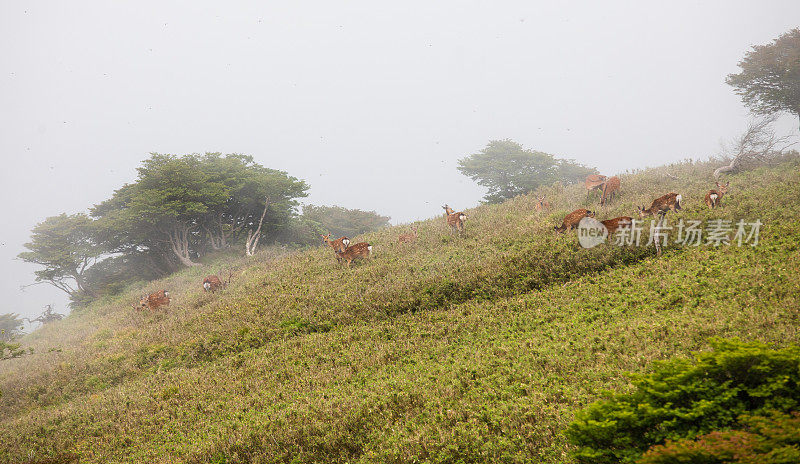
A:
1,1,798,320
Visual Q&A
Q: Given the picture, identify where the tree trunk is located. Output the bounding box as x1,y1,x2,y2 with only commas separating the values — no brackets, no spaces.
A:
245,197,270,256
166,223,200,266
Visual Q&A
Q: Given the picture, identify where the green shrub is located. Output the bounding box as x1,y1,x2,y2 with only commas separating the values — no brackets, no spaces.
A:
565,339,800,463
638,411,800,464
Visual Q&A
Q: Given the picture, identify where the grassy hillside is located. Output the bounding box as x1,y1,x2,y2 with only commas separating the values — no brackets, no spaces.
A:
1,157,799,463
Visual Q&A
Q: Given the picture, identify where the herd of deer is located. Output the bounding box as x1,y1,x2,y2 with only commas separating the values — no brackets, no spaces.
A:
133,176,730,312
553,176,730,236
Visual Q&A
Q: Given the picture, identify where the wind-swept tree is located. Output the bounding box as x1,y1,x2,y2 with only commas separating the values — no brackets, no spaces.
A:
92,153,308,267
458,139,597,203
18,213,102,298
727,28,800,128
198,153,309,253
92,154,230,267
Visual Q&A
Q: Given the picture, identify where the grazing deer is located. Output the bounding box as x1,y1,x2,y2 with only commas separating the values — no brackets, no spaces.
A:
600,216,633,238
585,174,607,199
637,193,682,218
704,181,729,209
442,204,467,235
336,242,372,267
135,289,171,311
202,272,231,293
535,195,551,212
398,226,418,244
600,176,621,206
555,209,595,233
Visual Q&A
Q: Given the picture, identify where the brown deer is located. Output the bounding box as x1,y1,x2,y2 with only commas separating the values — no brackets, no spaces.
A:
585,174,607,199
600,216,633,238
600,176,621,206
442,204,467,235
555,209,595,233
322,234,351,263
704,181,729,209
203,272,231,293
321,234,350,253
135,289,171,311
637,193,682,218
535,195,552,212
398,226,418,244
336,242,372,267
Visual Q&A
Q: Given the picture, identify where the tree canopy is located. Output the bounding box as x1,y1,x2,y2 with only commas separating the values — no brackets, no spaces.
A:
458,139,597,203
726,28,800,127
18,213,102,298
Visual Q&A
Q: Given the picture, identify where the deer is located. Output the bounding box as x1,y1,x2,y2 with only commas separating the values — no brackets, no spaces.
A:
442,204,467,235
555,209,595,233
585,174,607,199
322,234,350,253
203,271,231,293
600,216,633,238
322,233,351,263
704,181,729,209
637,193,682,218
336,242,372,267
134,289,171,311
600,176,621,206
535,195,552,212
398,226,418,244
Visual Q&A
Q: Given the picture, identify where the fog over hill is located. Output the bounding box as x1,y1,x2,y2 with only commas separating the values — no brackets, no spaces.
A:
1,1,798,319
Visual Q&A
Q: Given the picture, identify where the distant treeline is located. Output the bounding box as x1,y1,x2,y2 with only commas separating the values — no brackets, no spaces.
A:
19,153,390,308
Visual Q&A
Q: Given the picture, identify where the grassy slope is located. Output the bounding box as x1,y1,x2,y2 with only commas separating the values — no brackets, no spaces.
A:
1,158,799,463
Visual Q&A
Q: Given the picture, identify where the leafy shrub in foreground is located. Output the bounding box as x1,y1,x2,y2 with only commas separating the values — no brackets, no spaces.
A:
564,338,800,463
638,412,800,464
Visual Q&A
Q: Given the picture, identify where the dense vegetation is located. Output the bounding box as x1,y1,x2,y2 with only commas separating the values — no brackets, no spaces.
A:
566,339,800,463
1,156,798,463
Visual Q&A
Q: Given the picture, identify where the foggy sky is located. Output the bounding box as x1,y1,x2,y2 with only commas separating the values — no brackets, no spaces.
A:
1,1,798,321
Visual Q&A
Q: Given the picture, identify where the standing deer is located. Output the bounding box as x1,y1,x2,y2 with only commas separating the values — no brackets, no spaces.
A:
600,216,633,239
704,181,729,209
322,234,351,263
398,226,418,244
585,174,607,199
336,242,372,267
555,209,595,233
135,290,171,311
535,196,552,212
637,193,682,218
600,176,621,206
442,204,467,235
322,234,350,253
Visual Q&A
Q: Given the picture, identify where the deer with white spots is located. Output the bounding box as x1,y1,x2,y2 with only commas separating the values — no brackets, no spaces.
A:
704,182,729,209
442,204,467,236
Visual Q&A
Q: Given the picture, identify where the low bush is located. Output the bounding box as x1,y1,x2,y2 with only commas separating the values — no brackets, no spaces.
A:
565,339,800,463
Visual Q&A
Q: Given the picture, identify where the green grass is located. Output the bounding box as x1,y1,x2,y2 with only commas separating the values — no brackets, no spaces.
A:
1,157,799,463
